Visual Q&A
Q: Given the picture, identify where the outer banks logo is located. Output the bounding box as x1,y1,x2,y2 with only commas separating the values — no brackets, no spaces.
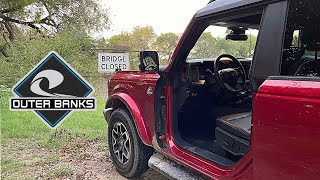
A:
10,51,95,128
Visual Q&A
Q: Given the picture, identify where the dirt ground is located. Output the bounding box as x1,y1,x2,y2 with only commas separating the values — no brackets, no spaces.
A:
1,138,168,180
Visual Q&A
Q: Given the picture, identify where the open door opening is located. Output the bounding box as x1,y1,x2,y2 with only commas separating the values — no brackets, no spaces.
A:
170,12,263,166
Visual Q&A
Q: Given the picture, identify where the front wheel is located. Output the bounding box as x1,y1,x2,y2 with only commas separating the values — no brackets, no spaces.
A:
108,109,153,178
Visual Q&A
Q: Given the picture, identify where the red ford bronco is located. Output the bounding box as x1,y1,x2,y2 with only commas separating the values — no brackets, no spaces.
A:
104,0,320,179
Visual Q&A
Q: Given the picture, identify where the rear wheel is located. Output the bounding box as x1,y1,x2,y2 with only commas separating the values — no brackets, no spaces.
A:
108,109,153,178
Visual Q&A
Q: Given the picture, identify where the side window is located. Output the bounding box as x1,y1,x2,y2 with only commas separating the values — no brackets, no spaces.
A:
281,0,320,76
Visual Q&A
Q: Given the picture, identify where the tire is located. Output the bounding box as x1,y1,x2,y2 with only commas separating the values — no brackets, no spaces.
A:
108,109,154,178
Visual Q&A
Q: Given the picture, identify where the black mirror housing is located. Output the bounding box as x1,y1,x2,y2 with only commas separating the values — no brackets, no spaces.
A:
139,51,160,72
226,34,248,41
226,27,248,41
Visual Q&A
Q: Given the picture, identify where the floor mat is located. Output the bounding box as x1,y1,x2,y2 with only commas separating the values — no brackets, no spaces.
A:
183,135,228,158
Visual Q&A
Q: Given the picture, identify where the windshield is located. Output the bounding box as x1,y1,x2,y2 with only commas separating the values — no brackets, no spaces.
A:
188,25,259,60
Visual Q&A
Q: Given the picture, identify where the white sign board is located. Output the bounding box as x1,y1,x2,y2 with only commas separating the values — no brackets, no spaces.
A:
98,53,130,72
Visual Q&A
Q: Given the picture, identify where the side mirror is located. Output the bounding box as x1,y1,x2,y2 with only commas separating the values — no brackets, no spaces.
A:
139,51,159,72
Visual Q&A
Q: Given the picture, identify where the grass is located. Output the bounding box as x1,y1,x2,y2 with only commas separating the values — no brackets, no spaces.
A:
44,165,73,179
0,87,109,179
1,156,25,174
1,88,108,141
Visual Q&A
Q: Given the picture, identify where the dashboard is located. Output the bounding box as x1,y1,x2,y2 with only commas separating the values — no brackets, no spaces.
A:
184,58,252,85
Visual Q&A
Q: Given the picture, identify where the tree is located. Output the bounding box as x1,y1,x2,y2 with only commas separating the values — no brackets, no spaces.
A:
105,26,157,70
130,26,156,50
106,32,131,48
153,33,179,64
106,26,157,50
188,32,258,59
0,0,110,58
189,32,217,59
0,29,99,86
216,35,257,58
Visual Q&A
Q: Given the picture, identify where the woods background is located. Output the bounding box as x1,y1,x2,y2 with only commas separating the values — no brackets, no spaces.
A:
0,0,256,98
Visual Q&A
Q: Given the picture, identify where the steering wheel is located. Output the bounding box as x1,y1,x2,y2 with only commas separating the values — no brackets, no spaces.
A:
213,54,246,92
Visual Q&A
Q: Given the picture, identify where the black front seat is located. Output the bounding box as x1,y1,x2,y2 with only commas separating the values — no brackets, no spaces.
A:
215,112,252,156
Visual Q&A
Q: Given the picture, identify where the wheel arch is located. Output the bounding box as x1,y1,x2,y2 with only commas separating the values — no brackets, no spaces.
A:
104,92,152,146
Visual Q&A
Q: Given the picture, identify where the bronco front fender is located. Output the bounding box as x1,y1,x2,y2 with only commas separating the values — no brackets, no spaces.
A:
104,92,152,146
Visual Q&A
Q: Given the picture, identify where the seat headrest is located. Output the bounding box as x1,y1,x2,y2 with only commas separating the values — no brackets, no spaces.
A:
305,42,320,51
302,28,320,51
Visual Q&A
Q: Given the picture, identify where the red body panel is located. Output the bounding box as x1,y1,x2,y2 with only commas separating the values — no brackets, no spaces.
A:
107,77,320,179
252,79,320,179
108,92,152,145
108,71,159,145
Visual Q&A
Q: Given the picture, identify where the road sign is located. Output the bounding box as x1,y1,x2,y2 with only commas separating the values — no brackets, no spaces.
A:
98,53,130,73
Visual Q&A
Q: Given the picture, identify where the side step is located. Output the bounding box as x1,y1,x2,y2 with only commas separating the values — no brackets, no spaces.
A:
148,153,202,180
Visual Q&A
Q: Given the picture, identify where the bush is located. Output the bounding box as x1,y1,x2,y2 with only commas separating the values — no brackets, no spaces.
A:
0,30,108,97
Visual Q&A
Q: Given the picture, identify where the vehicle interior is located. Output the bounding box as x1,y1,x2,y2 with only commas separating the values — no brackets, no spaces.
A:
172,0,320,166
173,13,262,166
280,0,320,77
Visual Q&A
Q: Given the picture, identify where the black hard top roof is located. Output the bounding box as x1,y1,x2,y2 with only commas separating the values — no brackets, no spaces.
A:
196,0,265,18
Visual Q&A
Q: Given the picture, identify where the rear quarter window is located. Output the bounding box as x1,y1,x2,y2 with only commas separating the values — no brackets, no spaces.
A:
281,0,320,77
